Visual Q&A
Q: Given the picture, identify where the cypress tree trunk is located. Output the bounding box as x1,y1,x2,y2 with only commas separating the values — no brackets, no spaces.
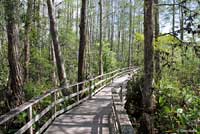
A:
110,0,114,51
50,42,58,86
4,0,24,109
98,0,103,76
76,0,79,37
172,0,175,57
47,0,67,87
141,0,154,133
154,0,161,83
128,0,132,67
24,0,33,82
117,3,121,60
180,3,184,64
78,0,87,90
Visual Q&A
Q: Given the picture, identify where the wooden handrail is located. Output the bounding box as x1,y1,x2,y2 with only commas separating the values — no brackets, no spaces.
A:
111,80,136,134
0,66,137,134
111,68,140,134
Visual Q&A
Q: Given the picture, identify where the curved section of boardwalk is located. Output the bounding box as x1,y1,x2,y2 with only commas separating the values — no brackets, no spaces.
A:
45,75,130,134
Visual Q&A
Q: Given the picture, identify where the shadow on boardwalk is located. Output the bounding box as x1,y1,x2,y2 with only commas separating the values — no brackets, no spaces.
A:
45,75,130,134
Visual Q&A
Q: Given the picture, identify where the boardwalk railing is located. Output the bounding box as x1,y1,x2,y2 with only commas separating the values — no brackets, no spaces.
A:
111,69,139,134
0,67,136,134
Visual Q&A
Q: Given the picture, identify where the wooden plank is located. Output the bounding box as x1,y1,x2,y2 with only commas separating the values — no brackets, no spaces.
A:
28,106,33,134
76,85,79,102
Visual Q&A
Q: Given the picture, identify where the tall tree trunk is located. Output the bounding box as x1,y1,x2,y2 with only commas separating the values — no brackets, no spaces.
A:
180,3,184,64
50,0,58,87
110,0,114,51
154,0,160,84
76,0,79,37
78,0,87,90
117,5,121,60
47,0,67,87
121,24,125,62
50,42,58,86
141,0,154,133
24,0,33,83
131,6,135,65
98,0,103,75
34,0,42,83
4,0,24,109
117,24,121,60
128,0,132,67
172,0,175,57
180,5,184,40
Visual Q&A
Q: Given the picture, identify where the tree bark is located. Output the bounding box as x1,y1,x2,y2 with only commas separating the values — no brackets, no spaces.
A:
110,0,114,51
98,0,103,76
4,0,24,109
141,0,154,133
24,0,33,83
172,0,175,57
76,0,79,37
154,0,161,84
128,0,132,67
47,0,67,87
180,2,184,64
121,23,125,62
117,3,121,61
78,0,87,90
50,42,58,86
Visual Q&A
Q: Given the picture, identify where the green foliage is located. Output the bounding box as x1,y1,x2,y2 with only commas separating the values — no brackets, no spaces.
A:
154,44,200,133
155,35,181,50
103,42,118,72
125,73,144,120
127,32,200,132
29,48,53,83
135,32,144,43
90,41,120,75
155,74,200,132
24,82,52,100
0,44,8,115
133,32,144,66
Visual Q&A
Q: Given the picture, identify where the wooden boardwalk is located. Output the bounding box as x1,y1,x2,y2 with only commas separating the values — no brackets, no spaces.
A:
44,75,130,134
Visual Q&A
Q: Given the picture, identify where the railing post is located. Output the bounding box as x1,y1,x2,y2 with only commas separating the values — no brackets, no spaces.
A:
112,72,114,82
89,80,92,99
120,85,123,102
52,92,57,119
105,74,108,85
77,84,79,102
28,106,33,134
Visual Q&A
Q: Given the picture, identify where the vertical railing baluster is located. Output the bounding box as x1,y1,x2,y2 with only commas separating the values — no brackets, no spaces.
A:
28,106,33,134
89,80,92,99
120,85,123,102
111,73,114,83
52,92,57,119
77,84,79,102
54,92,57,117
